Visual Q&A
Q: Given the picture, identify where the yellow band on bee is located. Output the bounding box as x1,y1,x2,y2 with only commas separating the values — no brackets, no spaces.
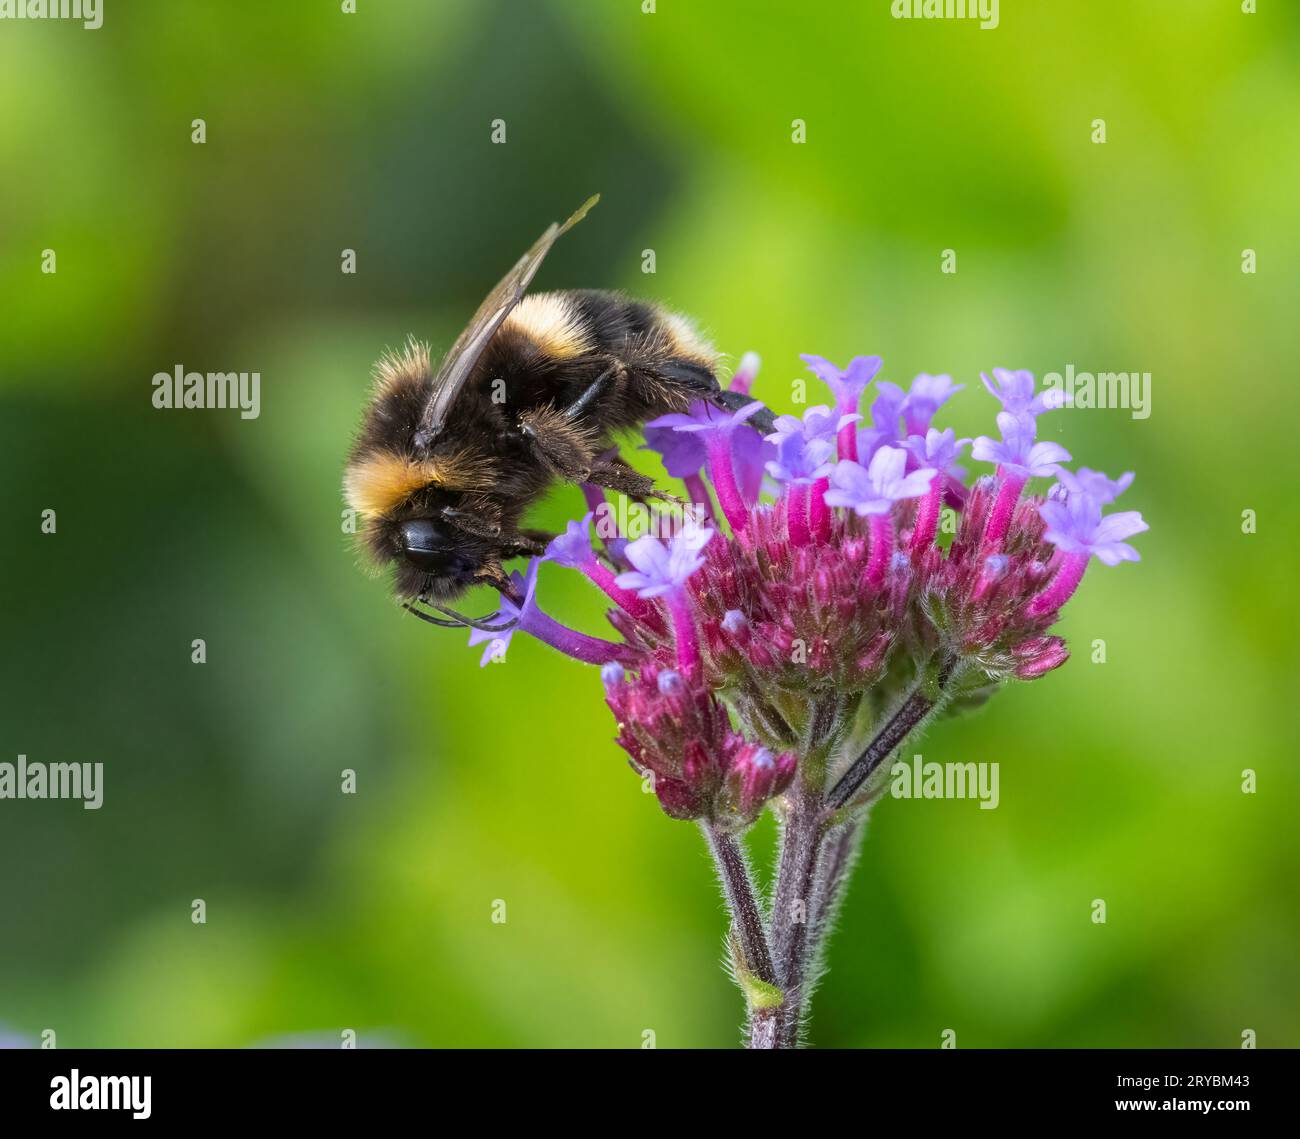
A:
344,452,447,517
504,293,592,360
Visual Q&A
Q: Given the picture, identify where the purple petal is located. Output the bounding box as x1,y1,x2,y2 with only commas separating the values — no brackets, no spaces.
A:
1093,510,1149,545
894,467,939,500
970,435,1004,465
867,444,907,488
545,513,596,568
1093,541,1142,566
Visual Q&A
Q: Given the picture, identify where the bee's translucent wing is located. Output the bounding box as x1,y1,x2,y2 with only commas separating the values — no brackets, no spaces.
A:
417,195,600,442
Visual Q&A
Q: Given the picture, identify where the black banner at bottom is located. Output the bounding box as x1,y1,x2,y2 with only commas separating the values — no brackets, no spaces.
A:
0,1046,1289,1124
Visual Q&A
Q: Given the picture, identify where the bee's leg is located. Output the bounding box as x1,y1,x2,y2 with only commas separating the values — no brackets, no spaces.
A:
594,453,669,508
518,406,597,479
404,581,519,631
585,458,683,505
646,357,718,394
708,388,777,434
499,530,552,559
473,563,515,594
518,404,680,504
439,507,501,540
564,361,621,421
517,527,557,544
641,358,777,433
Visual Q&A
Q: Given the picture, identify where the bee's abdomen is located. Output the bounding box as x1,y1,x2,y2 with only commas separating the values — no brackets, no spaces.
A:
563,290,716,369
497,288,720,426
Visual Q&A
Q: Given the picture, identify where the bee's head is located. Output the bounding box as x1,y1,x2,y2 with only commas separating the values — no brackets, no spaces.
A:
385,514,492,601
344,444,502,602
345,341,506,603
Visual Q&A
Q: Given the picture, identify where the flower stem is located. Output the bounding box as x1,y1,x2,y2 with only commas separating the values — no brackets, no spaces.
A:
809,477,832,543
683,473,717,524
810,816,867,944
582,561,664,631
701,822,781,1045
866,514,893,588
911,474,942,553
522,611,629,666
706,437,748,532
1027,549,1089,616
665,588,701,681
767,783,829,1047
825,660,955,810
786,483,810,547
982,468,1026,548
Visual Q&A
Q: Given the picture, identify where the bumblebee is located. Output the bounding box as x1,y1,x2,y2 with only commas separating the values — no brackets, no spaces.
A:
344,195,769,629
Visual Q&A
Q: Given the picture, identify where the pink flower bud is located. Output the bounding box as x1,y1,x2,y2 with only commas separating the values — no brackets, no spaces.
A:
1013,636,1070,679
716,743,798,830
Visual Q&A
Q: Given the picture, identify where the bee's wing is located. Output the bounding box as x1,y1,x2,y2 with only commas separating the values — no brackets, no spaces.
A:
418,194,600,440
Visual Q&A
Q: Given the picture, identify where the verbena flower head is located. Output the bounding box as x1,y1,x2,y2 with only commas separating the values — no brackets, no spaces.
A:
1025,467,1147,617
767,404,844,446
766,425,836,487
603,663,796,827
464,350,1147,825
766,405,857,488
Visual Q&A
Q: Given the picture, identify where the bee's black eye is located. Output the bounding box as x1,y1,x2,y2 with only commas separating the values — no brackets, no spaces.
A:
398,518,471,575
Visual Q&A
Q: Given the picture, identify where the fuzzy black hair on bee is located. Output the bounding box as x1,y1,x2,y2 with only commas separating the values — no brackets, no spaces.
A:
343,195,773,624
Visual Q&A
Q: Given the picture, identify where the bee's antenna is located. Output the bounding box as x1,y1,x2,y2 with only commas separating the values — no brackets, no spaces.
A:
401,598,519,634
436,605,519,634
401,600,466,628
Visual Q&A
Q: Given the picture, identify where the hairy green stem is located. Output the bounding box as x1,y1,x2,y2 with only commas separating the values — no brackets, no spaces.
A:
825,659,956,811
702,822,780,1046
811,815,867,944
750,663,957,1047
764,778,830,1047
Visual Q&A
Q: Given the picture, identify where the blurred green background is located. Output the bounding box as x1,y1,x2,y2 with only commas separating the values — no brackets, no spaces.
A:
2,0,1297,1049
